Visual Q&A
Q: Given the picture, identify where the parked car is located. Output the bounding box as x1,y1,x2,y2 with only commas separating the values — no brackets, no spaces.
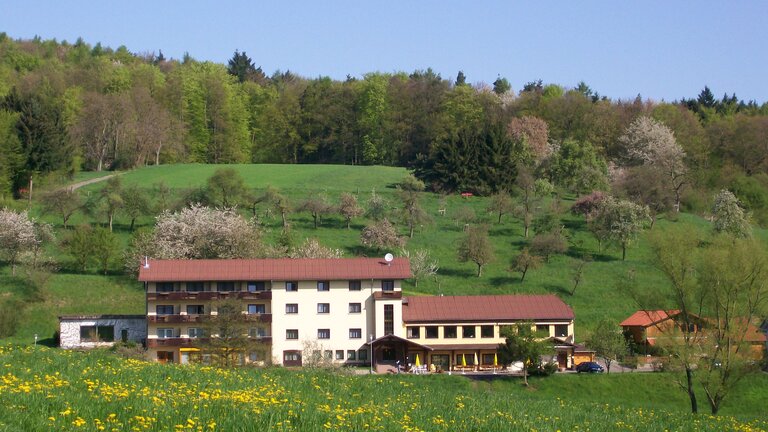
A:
576,362,604,373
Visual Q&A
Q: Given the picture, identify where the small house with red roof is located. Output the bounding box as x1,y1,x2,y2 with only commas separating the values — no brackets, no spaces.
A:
620,310,766,359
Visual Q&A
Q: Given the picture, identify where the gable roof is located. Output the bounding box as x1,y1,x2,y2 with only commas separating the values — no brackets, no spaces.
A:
620,310,681,328
402,294,574,323
137,258,411,282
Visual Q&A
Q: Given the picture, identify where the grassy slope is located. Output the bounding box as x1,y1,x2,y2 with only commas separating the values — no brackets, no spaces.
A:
4,164,767,345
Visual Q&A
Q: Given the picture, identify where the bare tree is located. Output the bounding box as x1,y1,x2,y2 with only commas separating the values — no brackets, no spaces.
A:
361,219,406,251
457,225,495,277
487,191,514,224
40,188,83,228
338,192,364,229
289,238,343,259
510,248,542,282
401,249,439,287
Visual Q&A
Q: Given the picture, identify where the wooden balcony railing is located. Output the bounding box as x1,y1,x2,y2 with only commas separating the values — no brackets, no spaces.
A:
147,336,272,348
147,291,272,301
149,314,272,324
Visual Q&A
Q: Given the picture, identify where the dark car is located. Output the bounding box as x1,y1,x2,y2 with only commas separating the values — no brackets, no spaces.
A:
575,362,604,373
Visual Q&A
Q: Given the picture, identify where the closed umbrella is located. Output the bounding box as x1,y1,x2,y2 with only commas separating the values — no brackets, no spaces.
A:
415,354,421,367
461,353,467,367
474,353,479,367
493,353,498,374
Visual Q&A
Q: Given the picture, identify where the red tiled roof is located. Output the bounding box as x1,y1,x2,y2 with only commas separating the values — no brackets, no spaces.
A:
402,294,574,323
620,310,681,328
137,258,411,282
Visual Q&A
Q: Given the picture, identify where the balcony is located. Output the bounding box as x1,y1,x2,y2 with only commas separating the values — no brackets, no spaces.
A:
147,336,272,348
147,291,272,301
373,291,403,300
148,313,272,324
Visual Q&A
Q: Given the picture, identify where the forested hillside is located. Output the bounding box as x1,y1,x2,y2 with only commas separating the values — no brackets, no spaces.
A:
1,34,768,223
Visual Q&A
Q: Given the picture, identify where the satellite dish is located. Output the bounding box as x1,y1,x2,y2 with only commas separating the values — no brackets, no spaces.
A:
384,253,394,263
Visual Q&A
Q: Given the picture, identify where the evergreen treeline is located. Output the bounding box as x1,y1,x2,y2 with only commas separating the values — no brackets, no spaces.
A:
2,34,768,220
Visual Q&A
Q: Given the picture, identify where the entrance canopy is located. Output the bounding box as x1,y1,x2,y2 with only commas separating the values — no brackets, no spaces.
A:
367,334,434,351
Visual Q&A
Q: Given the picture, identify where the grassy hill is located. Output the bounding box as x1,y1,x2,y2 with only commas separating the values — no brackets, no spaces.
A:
2,163,766,346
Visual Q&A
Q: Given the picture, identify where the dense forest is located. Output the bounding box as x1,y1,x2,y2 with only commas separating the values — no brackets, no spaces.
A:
2,34,768,223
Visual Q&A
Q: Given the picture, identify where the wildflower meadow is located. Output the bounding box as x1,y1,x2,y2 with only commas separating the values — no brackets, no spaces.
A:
0,346,765,431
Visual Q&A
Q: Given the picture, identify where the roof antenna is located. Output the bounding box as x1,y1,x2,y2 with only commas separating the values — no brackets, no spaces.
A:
143,256,150,269
384,253,393,267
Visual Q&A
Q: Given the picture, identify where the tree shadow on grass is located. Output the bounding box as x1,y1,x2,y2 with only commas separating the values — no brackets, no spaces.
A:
543,283,572,297
489,275,519,287
438,267,477,278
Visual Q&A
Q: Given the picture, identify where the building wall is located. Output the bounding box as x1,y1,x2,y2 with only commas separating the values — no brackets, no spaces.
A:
403,320,574,346
146,278,402,365
60,318,146,349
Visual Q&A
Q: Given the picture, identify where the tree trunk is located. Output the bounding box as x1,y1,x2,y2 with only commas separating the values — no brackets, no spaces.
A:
622,243,627,261
520,266,528,282
312,214,318,229
686,366,698,414
109,213,114,232
498,212,502,224
409,223,414,238
477,263,483,277
281,212,287,228
523,367,528,386
346,218,351,229
130,217,136,231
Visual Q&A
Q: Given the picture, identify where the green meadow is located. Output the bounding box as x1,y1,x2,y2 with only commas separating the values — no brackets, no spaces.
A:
0,346,766,432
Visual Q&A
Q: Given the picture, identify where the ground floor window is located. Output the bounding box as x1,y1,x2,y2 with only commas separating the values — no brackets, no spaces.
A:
157,351,174,363
283,351,302,366
80,325,115,342
358,349,368,360
482,353,496,365
336,350,345,360
347,350,357,360
431,354,450,370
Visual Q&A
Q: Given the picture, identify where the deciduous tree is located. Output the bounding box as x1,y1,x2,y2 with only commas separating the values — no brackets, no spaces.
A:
510,248,542,282
457,225,495,277
587,320,628,374
360,219,405,251
338,192,364,229
712,189,751,238
40,188,83,228
593,197,650,261
498,324,549,386
0,209,48,275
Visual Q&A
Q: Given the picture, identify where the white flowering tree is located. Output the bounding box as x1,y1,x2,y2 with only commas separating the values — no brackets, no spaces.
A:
289,238,343,259
0,209,51,275
125,204,262,273
712,190,751,238
593,197,651,261
619,116,688,212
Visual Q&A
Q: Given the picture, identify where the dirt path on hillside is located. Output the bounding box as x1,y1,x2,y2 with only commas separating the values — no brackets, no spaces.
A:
64,173,122,191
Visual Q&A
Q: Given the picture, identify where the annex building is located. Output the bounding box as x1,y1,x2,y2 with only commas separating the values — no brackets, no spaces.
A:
137,257,584,369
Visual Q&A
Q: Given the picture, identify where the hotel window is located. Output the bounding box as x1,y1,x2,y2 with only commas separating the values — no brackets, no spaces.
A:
217,282,235,292
248,281,266,292
157,328,175,338
186,282,204,292
406,326,421,339
318,329,330,339
335,350,345,360
555,325,569,338
285,303,298,314
425,326,439,339
481,325,494,338
188,328,205,338
324,350,333,360
347,350,357,360
536,325,550,337
462,326,476,339
348,303,361,313
317,303,330,314
382,280,394,292
156,282,174,292
444,326,457,339
80,325,114,342
285,281,298,292
186,305,205,315
249,327,267,338
482,353,495,365
358,349,368,360
286,329,298,340
317,281,330,291
156,305,174,315
248,304,266,314
284,352,300,362
349,328,362,339
384,304,394,335
348,280,362,291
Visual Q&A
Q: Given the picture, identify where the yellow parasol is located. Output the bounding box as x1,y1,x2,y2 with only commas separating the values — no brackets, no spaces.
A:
494,353,498,366
415,354,421,367
461,353,467,367
474,353,479,366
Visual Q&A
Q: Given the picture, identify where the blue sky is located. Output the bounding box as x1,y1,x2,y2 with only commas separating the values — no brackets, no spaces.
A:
3,1,767,102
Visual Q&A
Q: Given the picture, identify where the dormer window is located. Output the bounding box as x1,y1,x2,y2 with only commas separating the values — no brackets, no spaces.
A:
382,280,394,292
